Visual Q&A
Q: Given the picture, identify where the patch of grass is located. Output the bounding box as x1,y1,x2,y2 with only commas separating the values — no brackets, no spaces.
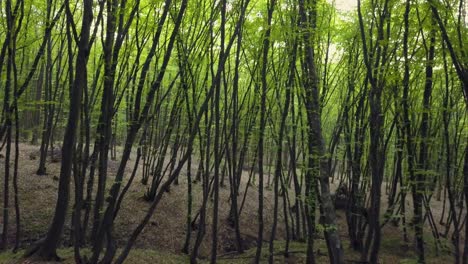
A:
0,248,192,264
125,249,192,264
399,258,419,264
0,251,22,264
380,235,415,259
216,240,310,263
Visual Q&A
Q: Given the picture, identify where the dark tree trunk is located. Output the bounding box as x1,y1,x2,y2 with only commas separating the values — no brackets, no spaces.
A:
268,31,296,263
36,31,56,176
357,0,390,261
28,0,93,260
1,0,16,249
255,1,275,262
299,0,344,263
402,1,424,262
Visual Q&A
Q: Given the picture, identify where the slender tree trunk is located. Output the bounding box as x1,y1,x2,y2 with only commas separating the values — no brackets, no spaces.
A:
210,1,226,262
255,1,275,262
28,0,93,259
269,35,296,263
463,142,468,263
299,0,344,262
1,0,16,249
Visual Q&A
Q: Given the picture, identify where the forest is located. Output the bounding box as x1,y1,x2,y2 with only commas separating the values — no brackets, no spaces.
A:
0,0,466,263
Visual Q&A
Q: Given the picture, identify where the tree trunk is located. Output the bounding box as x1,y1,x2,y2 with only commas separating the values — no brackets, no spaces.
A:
29,0,93,259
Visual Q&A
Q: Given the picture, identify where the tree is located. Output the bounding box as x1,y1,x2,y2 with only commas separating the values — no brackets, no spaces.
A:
26,0,93,260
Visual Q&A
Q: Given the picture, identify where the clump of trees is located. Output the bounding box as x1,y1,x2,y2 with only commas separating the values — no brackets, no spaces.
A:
0,0,466,263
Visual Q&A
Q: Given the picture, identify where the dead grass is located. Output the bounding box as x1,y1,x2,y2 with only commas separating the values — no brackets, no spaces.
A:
0,143,459,263
0,144,285,257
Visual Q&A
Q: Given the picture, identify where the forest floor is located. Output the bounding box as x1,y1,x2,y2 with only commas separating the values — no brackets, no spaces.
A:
0,143,459,263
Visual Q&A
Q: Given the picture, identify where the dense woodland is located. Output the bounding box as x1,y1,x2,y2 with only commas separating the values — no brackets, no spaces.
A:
0,0,467,263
